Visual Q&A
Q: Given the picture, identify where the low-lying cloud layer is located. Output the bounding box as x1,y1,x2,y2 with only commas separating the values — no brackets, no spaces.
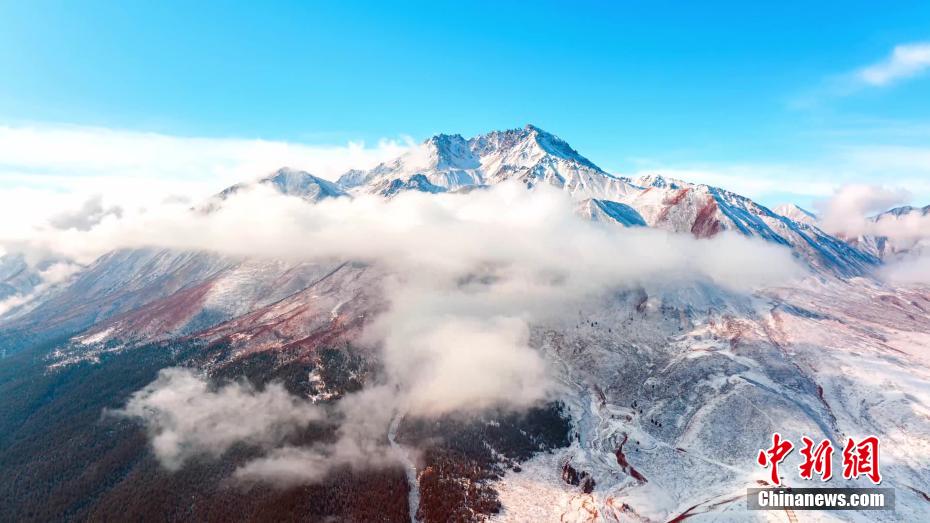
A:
816,184,912,238
234,386,405,486
817,184,930,284
11,182,802,411
114,368,326,470
0,260,82,316
880,255,930,285
113,370,405,486
21,181,804,484
0,123,412,255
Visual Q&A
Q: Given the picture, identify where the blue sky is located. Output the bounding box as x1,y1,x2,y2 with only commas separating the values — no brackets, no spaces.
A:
1,0,929,207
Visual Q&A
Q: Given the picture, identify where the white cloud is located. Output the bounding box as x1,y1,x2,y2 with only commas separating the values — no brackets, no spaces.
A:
0,122,413,307
10,182,804,411
0,260,82,316
815,184,912,237
234,386,405,486
2,181,804,288
48,194,123,231
113,367,326,470
629,166,838,202
0,122,412,220
95,182,806,484
625,144,930,207
117,370,405,486
813,184,930,284
815,183,930,240
880,253,930,284
858,42,930,87
234,444,396,486
0,122,813,485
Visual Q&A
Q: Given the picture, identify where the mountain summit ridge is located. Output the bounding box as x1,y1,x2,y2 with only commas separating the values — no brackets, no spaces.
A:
219,167,347,203
335,124,633,199
328,124,881,277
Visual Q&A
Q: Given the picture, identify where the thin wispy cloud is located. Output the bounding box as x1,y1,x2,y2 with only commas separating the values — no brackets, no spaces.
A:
857,42,930,87
0,123,413,201
626,147,930,208
790,41,930,108
0,122,413,245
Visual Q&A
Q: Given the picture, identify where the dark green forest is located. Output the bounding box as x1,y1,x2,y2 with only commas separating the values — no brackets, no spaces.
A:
0,334,574,522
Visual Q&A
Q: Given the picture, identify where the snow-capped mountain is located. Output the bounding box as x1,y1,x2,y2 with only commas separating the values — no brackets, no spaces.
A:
842,205,930,260
0,254,42,303
2,125,929,522
2,125,888,356
0,249,237,353
337,125,639,201
623,177,879,277
771,203,930,264
341,128,879,278
576,199,646,227
876,204,930,219
218,167,348,204
773,203,819,226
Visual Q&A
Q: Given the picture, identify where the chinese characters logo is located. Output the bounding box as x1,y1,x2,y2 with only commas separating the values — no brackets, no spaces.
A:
757,433,881,485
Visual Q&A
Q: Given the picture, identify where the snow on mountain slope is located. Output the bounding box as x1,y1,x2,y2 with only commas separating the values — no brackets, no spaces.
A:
876,204,930,220
626,179,879,277
469,125,638,201
339,127,877,277
52,260,383,370
771,202,930,263
338,125,640,201
65,259,348,350
19,125,887,360
367,173,447,197
0,254,42,302
773,203,819,227
576,199,646,227
192,262,383,365
848,204,930,260
337,133,482,193
51,258,930,521
215,167,348,205
0,249,236,353
4,125,927,521
486,278,930,522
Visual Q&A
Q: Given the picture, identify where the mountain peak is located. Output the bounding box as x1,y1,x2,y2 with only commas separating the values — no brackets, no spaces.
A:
634,173,686,190
336,124,638,199
425,132,466,144
259,168,345,199
774,203,819,226
216,167,347,205
522,123,547,136
468,125,600,171
874,204,930,220
421,133,478,171
261,166,316,186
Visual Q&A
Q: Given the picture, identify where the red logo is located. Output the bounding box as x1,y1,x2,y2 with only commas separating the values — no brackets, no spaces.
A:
757,432,794,485
798,436,833,481
842,436,881,484
757,434,881,485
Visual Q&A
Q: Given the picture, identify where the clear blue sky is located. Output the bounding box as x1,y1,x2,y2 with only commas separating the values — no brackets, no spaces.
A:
1,0,929,205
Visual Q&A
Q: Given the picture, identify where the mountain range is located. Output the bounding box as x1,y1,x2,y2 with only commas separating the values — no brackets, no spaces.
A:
1,125,928,522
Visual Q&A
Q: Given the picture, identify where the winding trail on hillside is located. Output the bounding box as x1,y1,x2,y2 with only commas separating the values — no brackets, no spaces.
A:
389,411,421,523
